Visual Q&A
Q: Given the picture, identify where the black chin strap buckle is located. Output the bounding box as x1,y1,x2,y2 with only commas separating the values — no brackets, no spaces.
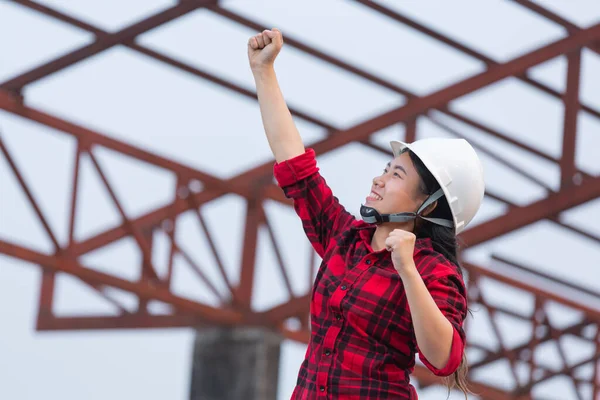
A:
359,188,454,229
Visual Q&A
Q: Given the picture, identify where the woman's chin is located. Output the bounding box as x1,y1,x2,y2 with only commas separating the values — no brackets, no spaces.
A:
364,199,382,210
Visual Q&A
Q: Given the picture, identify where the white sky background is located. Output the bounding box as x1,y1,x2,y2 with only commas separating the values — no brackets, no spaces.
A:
1,0,600,399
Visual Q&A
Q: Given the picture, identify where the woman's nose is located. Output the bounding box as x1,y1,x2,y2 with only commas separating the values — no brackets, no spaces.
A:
373,176,384,187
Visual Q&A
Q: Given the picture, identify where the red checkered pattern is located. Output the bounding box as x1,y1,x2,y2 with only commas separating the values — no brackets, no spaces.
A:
274,149,468,399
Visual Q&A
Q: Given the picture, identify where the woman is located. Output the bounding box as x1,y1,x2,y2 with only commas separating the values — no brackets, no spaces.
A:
248,28,485,399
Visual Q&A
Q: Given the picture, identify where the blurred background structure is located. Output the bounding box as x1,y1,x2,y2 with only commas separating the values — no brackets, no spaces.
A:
1,1,600,399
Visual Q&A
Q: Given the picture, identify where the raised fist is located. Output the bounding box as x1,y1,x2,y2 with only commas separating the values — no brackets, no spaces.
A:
248,28,283,71
385,229,417,275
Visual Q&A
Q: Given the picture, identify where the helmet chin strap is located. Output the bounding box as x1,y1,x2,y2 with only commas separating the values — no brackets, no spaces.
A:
360,188,454,229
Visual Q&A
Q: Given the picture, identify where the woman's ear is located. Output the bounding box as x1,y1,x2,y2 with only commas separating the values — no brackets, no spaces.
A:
421,200,438,217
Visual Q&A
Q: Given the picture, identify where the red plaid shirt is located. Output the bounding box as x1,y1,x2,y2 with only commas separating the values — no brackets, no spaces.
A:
273,149,468,399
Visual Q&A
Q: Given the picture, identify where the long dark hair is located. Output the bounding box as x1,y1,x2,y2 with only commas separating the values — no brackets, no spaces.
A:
408,150,471,398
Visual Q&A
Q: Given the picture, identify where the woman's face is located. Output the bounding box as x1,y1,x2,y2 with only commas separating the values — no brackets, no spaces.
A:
365,152,429,215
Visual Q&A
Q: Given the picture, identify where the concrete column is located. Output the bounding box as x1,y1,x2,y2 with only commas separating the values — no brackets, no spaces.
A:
190,326,283,400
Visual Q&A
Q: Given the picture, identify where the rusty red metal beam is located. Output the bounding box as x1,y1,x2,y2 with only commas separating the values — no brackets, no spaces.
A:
262,211,295,300
464,260,600,322
470,319,591,370
2,0,218,92
189,21,600,192
137,228,154,312
492,254,600,301
438,108,589,175
216,7,600,189
31,245,600,333
413,367,533,400
10,1,339,132
35,269,56,329
159,5,598,199
210,7,414,99
0,90,246,198
37,314,204,330
358,0,600,121
0,239,242,324
426,115,553,190
10,3,596,230
464,273,598,397
67,143,83,244
235,198,264,306
12,0,105,34
412,368,533,400
279,295,594,395
129,42,338,131
267,250,600,327
69,188,225,255
9,3,598,212
0,89,292,260
3,0,596,312
20,0,593,188
355,0,493,67
518,351,600,395
461,173,600,247
171,240,226,304
471,277,522,384
0,133,60,250
594,331,600,400
186,188,236,299
3,3,599,395
560,50,582,188
1,131,133,315
34,296,311,332
538,311,584,400
258,294,311,323
513,0,600,56
302,22,600,157
487,188,600,246
514,0,583,31
404,119,417,143
18,250,598,396
87,148,161,282
164,182,181,287
32,141,595,331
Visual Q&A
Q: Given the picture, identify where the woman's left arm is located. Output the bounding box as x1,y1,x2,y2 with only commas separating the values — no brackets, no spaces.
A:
385,229,467,375
400,267,466,374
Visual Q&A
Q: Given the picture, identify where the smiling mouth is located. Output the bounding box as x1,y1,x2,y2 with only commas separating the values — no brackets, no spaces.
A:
366,191,383,202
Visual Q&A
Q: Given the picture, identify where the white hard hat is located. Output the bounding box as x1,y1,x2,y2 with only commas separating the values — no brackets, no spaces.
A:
390,138,485,235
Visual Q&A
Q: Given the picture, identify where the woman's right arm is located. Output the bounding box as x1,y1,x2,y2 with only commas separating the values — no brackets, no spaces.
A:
249,29,304,163
248,29,355,256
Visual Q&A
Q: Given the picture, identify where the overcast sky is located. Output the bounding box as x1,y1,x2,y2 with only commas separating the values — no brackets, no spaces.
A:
1,1,600,399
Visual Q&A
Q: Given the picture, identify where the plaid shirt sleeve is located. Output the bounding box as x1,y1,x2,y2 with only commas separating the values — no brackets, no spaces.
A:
273,148,356,257
418,271,468,377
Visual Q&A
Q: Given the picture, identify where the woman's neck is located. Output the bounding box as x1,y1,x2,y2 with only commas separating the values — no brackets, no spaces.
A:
371,222,414,252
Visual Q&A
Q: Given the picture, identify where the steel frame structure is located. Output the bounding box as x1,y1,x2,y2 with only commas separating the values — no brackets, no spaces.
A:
1,1,600,399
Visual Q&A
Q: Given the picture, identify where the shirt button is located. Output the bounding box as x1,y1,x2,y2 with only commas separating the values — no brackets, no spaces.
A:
320,386,325,392
336,314,342,321
366,260,372,265
340,285,347,290
325,349,331,356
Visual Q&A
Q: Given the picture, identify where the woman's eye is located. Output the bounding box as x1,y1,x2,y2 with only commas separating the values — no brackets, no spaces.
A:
394,173,400,178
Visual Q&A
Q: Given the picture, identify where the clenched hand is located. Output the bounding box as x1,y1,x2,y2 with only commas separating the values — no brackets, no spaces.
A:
385,229,418,277
248,28,283,72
